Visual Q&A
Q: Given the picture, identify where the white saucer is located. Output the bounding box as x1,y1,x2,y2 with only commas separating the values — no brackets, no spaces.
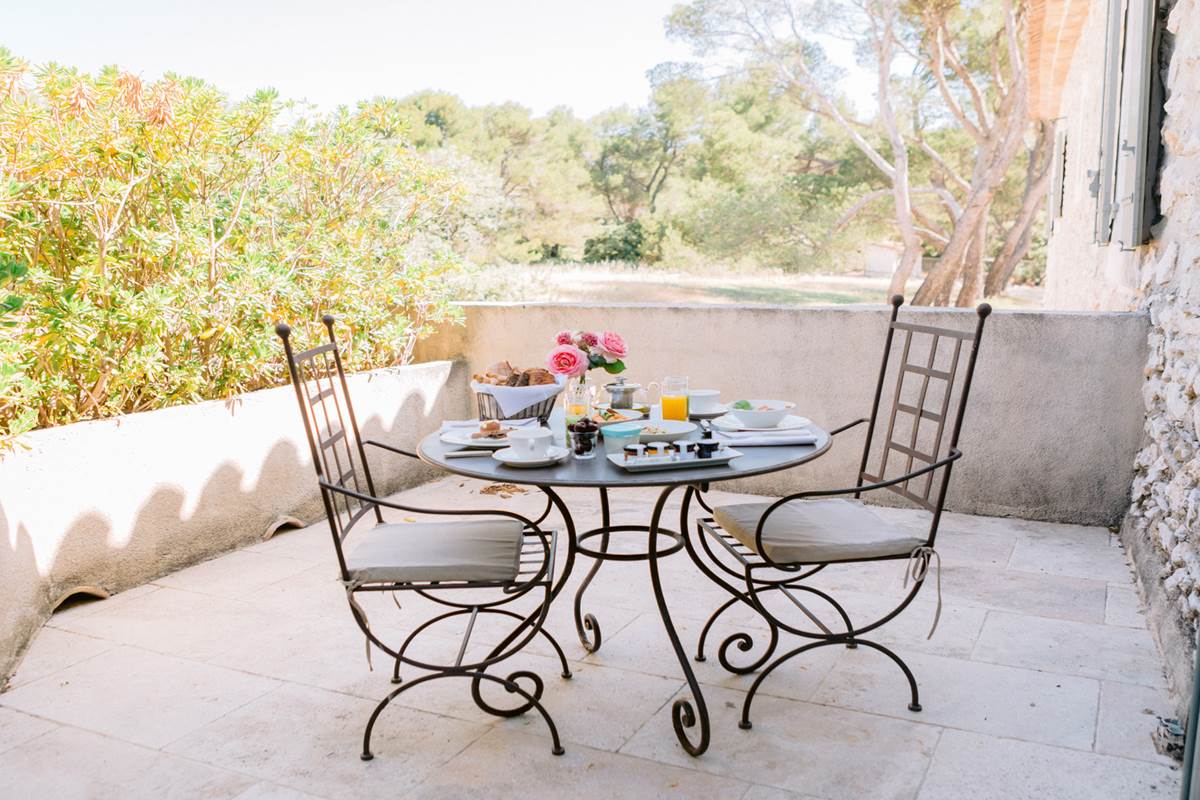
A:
440,429,512,449
689,403,729,420
711,414,812,432
492,445,570,468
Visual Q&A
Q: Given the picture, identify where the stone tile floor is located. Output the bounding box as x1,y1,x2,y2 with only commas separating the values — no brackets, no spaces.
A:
0,476,1183,799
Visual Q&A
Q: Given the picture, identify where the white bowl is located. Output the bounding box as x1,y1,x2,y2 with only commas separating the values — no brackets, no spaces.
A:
728,399,795,429
688,389,722,414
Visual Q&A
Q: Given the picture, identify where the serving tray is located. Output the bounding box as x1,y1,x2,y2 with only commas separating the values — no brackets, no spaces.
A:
606,448,743,472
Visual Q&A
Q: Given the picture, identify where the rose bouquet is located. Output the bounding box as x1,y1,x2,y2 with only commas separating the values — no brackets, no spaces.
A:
546,330,628,382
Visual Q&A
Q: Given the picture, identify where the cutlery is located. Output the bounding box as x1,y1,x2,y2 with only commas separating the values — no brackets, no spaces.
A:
444,449,495,458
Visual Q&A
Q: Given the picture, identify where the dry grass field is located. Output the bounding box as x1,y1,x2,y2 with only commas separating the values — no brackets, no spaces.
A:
460,263,1044,308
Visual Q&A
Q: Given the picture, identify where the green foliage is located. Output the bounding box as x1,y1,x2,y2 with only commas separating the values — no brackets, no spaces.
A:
583,220,662,264
0,54,466,446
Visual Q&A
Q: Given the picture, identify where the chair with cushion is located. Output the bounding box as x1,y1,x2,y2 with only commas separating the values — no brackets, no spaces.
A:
276,316,568,760
690,295,990,730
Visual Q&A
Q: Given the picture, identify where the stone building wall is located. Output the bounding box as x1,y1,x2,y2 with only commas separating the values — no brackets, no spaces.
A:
1044,0,1200,710
1123,0,1200,711
1042,0,1141,312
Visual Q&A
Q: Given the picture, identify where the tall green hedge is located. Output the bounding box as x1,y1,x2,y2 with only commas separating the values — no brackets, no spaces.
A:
0,52,467,447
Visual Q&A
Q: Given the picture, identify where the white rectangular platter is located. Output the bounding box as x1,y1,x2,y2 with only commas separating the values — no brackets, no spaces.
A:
606,448,743,472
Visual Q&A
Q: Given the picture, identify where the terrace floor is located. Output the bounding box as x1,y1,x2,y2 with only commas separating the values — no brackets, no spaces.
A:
0,477,1182,799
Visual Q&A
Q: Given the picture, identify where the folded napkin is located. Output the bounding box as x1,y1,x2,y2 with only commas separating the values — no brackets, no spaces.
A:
441,418,541,432
471,374,566,417
713,428,819,447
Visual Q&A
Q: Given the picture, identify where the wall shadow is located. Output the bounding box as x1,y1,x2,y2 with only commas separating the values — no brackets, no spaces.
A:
0,361,466,688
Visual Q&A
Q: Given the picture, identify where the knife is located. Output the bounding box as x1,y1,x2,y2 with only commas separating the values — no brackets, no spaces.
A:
444,449,495,459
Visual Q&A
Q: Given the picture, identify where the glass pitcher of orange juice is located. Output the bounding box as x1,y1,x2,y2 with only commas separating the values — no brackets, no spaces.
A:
660,376,689,421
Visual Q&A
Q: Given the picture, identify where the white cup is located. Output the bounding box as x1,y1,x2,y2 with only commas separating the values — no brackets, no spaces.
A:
508,427,553,459
688,389,721,414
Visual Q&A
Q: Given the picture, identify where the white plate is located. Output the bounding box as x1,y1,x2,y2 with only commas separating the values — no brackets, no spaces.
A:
711,414,812,433
587,405,646,426
492,445,570,468
439,428,514,449
592,402,651,414
604,419,698,443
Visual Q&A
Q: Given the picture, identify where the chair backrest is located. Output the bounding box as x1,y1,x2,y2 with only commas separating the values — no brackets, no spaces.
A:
856,295,990,518
276,316,383,571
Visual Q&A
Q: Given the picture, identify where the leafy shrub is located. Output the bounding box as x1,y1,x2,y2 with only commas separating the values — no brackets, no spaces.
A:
582,220,662,264
0,51,467,447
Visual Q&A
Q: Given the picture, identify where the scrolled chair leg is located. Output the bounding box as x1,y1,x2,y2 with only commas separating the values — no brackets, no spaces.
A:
470,668,545,718
694,593,781,673
738,635,922,731
716,625,780,675
361,670,565,760
694,595,736,662
388,605,573,685
850,639,922,712
739,639,842,730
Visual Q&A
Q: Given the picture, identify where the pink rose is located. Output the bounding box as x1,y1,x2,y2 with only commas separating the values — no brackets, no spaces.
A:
579,331,599,349
547,344,588,377
598,331,627,360
555,330,573,346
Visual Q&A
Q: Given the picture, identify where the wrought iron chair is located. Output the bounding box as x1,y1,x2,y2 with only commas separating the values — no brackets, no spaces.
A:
690,295,990,729
276,316,569,759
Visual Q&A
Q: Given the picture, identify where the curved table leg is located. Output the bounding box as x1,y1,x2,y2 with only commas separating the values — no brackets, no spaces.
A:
572,487,610,652
648,484,710,756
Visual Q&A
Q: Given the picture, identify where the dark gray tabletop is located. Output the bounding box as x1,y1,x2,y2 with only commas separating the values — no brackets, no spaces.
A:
417,427,832,488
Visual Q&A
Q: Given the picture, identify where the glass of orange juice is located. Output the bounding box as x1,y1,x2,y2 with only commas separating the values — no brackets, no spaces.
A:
661,376,689,421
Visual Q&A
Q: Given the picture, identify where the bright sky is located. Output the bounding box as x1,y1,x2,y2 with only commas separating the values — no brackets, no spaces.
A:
4,0,872,118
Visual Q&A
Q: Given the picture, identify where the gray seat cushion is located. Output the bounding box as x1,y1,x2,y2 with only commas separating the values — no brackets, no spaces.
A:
345,518,524,584
712,499,925,564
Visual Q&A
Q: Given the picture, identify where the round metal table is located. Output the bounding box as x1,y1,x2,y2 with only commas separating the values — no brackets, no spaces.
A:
417,426,832,756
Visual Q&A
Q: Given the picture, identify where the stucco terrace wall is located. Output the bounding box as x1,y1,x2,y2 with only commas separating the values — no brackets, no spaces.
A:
418,302,1149,526
0,360,470,688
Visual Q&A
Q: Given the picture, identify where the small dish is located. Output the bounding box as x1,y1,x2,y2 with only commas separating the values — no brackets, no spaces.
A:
588,405,646,426
727,400,796,429
492,445,570,468
440,428,512,449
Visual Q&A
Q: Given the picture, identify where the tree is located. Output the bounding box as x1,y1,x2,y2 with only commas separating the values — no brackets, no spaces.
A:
587,105,683,224
905,0,1033,305
669,0,1043,305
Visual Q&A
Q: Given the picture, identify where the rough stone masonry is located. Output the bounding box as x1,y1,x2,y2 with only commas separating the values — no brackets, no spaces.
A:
1122,0,1200,712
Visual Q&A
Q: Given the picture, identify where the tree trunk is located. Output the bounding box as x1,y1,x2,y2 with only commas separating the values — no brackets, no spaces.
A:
912,83,1027,305
876,0,922,299
956,216,987,306
985,122,1054,296
911,0,1029,306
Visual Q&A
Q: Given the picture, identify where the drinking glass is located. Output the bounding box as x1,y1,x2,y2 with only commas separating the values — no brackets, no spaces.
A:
564,382,592,426
661,376,689,421
568,419,599,459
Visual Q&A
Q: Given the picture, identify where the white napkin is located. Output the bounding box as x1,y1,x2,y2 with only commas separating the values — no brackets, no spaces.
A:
471,374,566,417
441,418,540,432
713,428,819,447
